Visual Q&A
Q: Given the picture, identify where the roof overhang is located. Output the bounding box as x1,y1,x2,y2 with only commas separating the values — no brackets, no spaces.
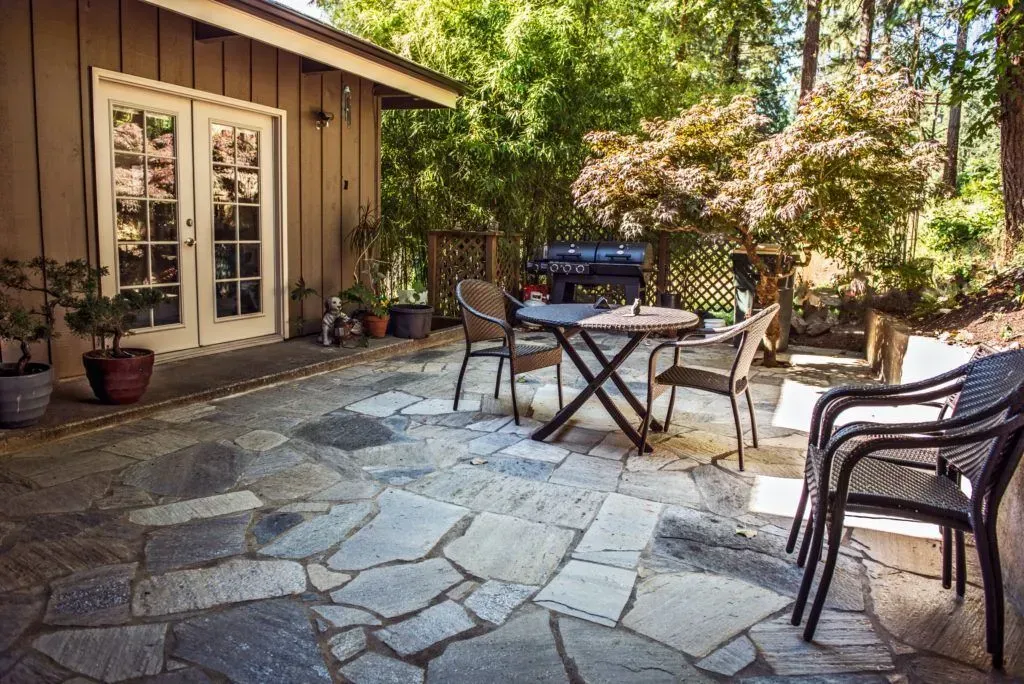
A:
142,0,464,109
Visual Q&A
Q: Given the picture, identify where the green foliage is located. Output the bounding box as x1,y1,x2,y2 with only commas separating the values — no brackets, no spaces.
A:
340,282,394,318
64,266,164,357
289,277,320,336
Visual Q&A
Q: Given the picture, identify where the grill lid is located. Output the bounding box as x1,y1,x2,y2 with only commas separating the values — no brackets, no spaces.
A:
546,241,598,262
594,241,653,267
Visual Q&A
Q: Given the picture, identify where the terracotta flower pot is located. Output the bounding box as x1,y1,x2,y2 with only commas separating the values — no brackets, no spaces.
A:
0,363,53,428
363,314,390,338
82,348,155,405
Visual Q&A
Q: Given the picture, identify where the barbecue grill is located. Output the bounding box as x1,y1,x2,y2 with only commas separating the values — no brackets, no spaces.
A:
526,241,654,304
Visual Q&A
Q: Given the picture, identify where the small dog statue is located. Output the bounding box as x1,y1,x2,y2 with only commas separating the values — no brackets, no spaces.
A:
321,296,346,346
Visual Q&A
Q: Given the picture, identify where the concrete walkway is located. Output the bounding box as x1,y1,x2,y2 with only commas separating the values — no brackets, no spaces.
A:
1,332,1021,683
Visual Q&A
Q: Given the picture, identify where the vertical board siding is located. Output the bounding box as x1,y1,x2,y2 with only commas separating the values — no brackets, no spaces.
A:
222,37,251,101
193,39,224,95
340,72,360,288
300,73,324,329
120,0,159,80
359,78,377,223
157,8,193,88
277,51,303,331
249,41,277,108
321,72,343,299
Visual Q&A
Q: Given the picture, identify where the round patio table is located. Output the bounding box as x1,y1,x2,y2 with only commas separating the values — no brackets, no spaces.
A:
516,303,699,452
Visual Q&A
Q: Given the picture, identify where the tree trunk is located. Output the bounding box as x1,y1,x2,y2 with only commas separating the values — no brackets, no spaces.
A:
999,6,1024,261
800,0,822,97
856,0,875,67
755,275,781,367
725,23,742,84
875,0,895,59
942,8,969,193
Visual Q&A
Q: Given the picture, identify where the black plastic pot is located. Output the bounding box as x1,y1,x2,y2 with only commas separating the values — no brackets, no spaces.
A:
0,363,53,428
390,304,434,339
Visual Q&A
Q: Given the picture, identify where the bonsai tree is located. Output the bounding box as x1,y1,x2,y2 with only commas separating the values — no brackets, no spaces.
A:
64,266,164,357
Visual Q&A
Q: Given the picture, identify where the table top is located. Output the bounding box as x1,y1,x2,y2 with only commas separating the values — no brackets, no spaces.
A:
516,303,699,333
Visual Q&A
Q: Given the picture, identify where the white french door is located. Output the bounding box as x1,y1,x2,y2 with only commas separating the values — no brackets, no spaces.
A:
94,77,281,355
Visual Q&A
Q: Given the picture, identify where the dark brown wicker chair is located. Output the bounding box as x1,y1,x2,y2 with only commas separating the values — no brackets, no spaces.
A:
787,348,1024,669
639,303,780,470
453,279,563,424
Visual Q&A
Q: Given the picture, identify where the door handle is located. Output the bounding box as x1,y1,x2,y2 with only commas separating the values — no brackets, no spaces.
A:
184,237,196,247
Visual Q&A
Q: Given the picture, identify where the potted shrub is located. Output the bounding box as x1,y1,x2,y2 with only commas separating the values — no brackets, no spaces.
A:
341,282,393,338
65,266,164,404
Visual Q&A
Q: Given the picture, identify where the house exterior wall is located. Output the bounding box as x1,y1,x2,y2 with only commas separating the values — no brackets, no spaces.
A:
0,0,381,378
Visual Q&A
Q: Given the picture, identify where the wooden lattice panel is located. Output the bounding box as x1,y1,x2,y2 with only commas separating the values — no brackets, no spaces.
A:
664,234,734,313
497,236,523,296
435,233,487,318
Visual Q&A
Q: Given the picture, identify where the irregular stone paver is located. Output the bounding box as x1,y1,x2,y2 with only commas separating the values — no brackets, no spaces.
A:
617,470,703,507
623,572,790,657
402,398,480,415
559,616,710,684
408,467,604,530
3,450,132,488
327,490,465,570
145,513,250,573
261,502,373,559
426,609,567,684
277,501,331,513
0,587,44,650
129,490,262,526
342,653,423,684
466,416,513,432
250,462,343,501
498,439,569,464
346,391,422,417
573,493,661,569
534,560,635,627
749,611,895,675
0,649,71,683
144,666,213,683
44,563,135,626
447,580,480,601
103,430,198,460
252,511,304,544
308,564,352,591
588,432,634,460
173,599,331,683
33,624,166,682
234,429,288,452
329,628,367,662
314,479,383,501
239,446,306,484
331,558,464,618
466,432,521,456
464,581,537,625
133,559,306,616
0,474,111,517
695,635,757,676
0,533,136,593
548,453,622,491
363,464,436,485
377,601,476,656
444,512,573,584
480,455,555,481
95,485,154,510
691,464,752,518
153,403,218,423
312,605,381,629
292,413,401,451
120,442,245,498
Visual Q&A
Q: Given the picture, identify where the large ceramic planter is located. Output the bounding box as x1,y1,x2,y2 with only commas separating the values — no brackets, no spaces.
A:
363,314,389,339
82,348,155,405
390,304,433,339
0,363,53,428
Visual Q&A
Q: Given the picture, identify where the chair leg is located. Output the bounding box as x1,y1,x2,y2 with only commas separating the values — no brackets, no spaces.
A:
955,530,966,598
986,524,1005,669
792,498,828,625
787,482,809,553
975,523,999,662
744,386,759,448
556,364,564,410
509,367,520,426
665,387,677,431
730,394,745,471
942,527,953,590
797,511,814,568
803,504,847,641
640,382,656,456
494,357,504,399
454,352,470,411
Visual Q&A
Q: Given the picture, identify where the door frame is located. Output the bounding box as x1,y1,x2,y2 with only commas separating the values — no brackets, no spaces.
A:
91,67,289,352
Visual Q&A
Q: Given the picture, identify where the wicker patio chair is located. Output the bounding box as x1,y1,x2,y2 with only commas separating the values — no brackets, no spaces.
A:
453,279,563,425
639,303,780,470
786,348,1024,669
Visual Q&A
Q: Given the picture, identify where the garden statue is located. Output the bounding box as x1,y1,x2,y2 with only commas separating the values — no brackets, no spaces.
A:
321,296,345,346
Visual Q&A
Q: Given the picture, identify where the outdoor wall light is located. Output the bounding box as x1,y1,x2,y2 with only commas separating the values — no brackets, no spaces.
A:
314,111,335,130
342,85,352,127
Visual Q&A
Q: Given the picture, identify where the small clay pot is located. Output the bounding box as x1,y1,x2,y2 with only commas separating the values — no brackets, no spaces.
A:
82,348,155,405
362,314,390,338
0,363,53,428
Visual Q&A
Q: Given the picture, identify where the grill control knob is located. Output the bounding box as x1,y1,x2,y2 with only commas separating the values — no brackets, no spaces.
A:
575,264,585,274
549,263,559,273
562,264,572,273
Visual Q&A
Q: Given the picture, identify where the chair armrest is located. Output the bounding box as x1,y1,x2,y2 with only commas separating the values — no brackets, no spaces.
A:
457,297,515,351
503,291,525,311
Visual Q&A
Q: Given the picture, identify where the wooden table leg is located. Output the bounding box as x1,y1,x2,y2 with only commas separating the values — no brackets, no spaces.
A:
578,330,664,432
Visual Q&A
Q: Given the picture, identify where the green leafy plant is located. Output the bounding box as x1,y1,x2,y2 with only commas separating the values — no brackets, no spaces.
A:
289,277,319,335
64,266,164,358
340,282,393,318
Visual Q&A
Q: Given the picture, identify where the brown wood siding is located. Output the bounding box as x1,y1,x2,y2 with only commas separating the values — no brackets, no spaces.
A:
0,0,382,378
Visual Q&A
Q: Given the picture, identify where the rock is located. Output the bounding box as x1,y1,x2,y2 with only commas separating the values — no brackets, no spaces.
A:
260,503,373,559
617,471,702,507
44,563,135,626
407,467,603,530
0,474,112,517
342,653,423,684
250,462,343,501
145,513,250,573
120,442,245,498
559,616,709,683
695,635,757,676
467,432,521,456
402,398,480,415
346,391,422,417
3,450,132,488
172,599,331,683
464,581,536,625
623,572,790,657
234,430,288,452
498,440,569,464
103,430,198,460
790,314,808,335
292,413,402,451
0,587,44,650
533,560,635,627
748,611,894,675
444,512,573,585
312,478,383,501
573,493,661,569
426,609,567,684
252,512,304,544
33,624,166,682
129,491,262,526
132,559,306,616
588,432,634,460
327,490,466,571
547,454,621,491
377,601,475,656
481,455,555,481
312,605,381,629
307,564,352,591
330,558,464,618
329,628,366,662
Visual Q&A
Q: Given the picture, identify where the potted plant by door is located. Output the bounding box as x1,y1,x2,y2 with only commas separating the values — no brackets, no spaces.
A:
390,279,433,339
341,282,393,338
65,266,165,404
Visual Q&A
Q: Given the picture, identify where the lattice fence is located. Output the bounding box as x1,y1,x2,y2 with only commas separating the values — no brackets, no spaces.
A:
661,233,734,313
427,231,522,319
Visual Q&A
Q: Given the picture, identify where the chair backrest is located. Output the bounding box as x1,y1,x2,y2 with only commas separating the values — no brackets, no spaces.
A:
456,279,509,343
730,303,781,385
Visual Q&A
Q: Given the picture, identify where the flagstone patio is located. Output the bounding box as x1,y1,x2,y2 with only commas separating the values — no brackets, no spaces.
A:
1,332,1022,683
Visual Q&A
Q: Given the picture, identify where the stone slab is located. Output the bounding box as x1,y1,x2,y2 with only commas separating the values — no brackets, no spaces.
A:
402,398,480,415
313,478,384,501
0,649,71,684
329,628,366,662
466,416,514,432
498,440,569,464
260,502,373,559
44,563,136,626
480,455,555,481
377,601,475,656
172,599,331,684
133,559,306,616
0,474,111,517
3,450,132,488
250,462,343,501
623,572,790,657
239,446,306,484
307,564,352,591
748,611,895,675
33,624,166,682
103,430,198,460
466,432,521,456
346,391,422,417
617,471,703,507
534,560,635,627
293,413,404,451
0,587,44,650
234,430,288,452
444,512,573,585
342,653,423,684
588,432,634,460
145,513,250,573
573,493,662,569
330,558,463,618
252,511,304,544
120,442,245,498
129,491,262,526
0,533,136,593
695,636,757,676
312,605,381,629
464,581,537,625
547,453,622,491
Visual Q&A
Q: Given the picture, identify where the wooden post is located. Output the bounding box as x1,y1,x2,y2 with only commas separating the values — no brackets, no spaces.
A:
656,231,669,296
427,231,438,306
483,232,498,284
